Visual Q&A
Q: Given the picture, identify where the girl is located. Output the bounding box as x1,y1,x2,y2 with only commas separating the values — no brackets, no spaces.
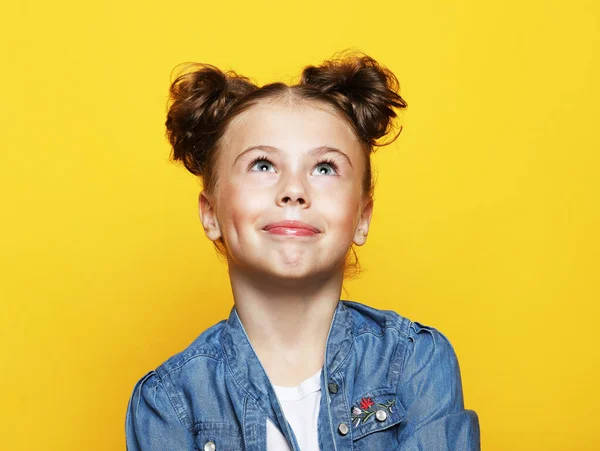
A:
125,51,480,450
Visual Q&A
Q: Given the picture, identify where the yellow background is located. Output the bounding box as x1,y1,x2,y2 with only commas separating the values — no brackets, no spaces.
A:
1,1,598,449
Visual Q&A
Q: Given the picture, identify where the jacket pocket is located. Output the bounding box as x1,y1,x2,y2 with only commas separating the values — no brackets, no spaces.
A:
193,422,244,450
349,387,406,441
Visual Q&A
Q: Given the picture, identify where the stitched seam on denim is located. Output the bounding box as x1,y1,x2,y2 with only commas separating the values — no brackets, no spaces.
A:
409,320,429,335
386,316,411,338
398,348,409,386
242,395,250,447
161,352,221,378
353,324,406,374
402,334,417,376
220,337,270,418
341,301,411,337
354,321,411,339
328,302,354,377
240,396,263,447
162,371,194,433
351,387,402,439
324,307,340,451
354,326,392,338
133,371,156,424
192,421,241,431
161,354,221,376
388,329,404,388
339,371,354,441
353,417,404,440
330,334,354,377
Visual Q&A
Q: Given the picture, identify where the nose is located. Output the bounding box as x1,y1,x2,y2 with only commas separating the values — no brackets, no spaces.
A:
281,194,306,206
276,173,310,208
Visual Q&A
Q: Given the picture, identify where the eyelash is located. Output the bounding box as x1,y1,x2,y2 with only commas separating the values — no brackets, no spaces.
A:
247,155,340,174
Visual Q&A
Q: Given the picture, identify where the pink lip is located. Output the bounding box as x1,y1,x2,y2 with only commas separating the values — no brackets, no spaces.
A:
263,220,320,236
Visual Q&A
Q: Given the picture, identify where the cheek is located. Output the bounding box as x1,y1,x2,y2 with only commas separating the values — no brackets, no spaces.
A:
321,190,361,232
218,182,264,229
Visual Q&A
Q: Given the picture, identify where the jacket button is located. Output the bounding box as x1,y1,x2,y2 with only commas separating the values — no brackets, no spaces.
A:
338,423,349,436
328,382,339,394
204,441,216,451
375,409,387,422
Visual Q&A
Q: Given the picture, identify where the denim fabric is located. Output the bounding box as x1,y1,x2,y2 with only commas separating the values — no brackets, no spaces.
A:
126,300,480,450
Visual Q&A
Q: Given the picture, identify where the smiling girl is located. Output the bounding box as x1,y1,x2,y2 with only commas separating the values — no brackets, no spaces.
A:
126,51,480,450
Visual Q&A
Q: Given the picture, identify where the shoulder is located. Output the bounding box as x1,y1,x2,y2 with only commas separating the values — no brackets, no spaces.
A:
341,300,412,338
342,300,460,380
342,300,458,363
403,320,461,379
126,369,195,448
340,302,471,419
129,318,229,408
153,318,227,378
397,320,467,417
127,318,229,432
385,321,479,446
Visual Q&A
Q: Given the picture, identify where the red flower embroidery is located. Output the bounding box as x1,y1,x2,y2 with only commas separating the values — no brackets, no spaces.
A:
359,397,374,410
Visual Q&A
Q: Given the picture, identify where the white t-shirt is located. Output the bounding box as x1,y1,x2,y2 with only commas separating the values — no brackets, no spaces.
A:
266,368,322,450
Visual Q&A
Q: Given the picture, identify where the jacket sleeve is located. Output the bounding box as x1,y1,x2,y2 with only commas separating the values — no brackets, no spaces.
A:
125,370,193,450
397,323,480,450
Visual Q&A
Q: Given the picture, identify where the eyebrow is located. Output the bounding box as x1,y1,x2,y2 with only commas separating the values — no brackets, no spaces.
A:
233,145,353,168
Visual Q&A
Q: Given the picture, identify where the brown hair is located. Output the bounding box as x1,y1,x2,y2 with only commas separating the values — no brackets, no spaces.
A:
165,50,407,279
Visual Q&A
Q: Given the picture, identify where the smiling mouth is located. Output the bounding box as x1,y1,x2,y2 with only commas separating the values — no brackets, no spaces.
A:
263,227,319,237
262,220,321,236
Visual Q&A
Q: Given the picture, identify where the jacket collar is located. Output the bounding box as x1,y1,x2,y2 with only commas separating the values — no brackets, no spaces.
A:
220,299,354,423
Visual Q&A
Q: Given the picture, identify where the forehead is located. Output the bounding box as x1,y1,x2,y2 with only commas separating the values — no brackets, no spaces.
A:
221,101,362,155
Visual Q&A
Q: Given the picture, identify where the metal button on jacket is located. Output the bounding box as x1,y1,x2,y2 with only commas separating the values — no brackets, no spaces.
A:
375,409,388,422
328,382,339,394
204,441,216,451
338,423,349,436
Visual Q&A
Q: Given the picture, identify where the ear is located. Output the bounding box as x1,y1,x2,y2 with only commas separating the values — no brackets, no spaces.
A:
198,190,222,241
353,197,374,247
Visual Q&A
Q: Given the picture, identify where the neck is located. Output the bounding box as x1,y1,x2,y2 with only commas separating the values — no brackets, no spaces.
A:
227,263,343,386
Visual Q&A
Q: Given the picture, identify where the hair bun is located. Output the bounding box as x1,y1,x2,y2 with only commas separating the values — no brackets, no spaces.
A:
299,52,407,146
165,63,257,176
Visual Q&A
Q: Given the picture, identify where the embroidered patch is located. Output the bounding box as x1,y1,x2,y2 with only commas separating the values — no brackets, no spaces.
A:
351,397,396,427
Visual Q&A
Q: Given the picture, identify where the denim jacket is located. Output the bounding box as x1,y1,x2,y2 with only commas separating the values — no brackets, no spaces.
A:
126,300,480,450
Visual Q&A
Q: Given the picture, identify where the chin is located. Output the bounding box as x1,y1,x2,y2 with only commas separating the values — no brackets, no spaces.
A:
255,259,324,283
266,260,314,278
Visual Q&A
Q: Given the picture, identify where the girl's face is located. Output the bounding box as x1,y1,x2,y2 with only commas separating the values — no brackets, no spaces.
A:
199,101,373,281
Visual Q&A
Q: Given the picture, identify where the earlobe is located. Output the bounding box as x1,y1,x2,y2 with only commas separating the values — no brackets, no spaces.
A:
353,198,374,247
198,190,222,241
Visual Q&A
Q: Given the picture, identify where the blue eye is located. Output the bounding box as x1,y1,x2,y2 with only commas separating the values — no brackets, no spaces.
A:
313,160,339,176
249,158,275,172
247,156,339,175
